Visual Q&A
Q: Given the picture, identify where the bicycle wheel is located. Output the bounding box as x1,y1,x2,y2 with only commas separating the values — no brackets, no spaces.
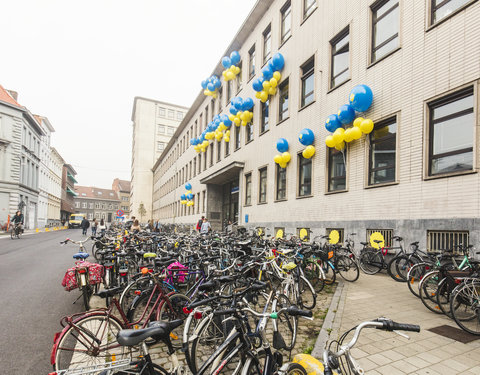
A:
450,281,480,335
119,275,151,313
319,261,336,285
54,314,128,371
336,255,360,282
436,278,455,317
388,255,420,282
10,228,15,240
284,363,308,375
359,251,382,275
298,276,316,310
272,293,297,351
418,271,443,314
157,293,190,349
407,263,431,298
303,260,324,292
127,288,161,329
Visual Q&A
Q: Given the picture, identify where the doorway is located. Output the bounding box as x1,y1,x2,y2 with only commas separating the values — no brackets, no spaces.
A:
222,179,239,229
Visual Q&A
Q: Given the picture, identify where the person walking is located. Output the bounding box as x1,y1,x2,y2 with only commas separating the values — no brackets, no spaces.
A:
196,216,204,232
200,217,211,234
80,217,90,235
91,218,98,236
98,218,106,236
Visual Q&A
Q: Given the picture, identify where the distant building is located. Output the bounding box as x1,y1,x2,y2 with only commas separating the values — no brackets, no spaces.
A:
74,185,121,223
48,147,63,226
130,97,188,221
112,178,131,218
61,164,77,222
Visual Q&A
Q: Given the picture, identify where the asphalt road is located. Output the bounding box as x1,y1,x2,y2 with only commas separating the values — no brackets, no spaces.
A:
0,229,90,374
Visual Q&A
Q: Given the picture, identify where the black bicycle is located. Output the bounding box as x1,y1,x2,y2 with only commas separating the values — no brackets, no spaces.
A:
10,222,22,239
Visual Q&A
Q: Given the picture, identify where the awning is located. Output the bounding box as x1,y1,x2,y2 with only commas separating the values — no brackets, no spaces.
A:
66,187,78,196
200,161,244,185
67,172,78,183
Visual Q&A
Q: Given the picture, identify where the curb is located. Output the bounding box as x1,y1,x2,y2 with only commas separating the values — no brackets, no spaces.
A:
311,280,346,358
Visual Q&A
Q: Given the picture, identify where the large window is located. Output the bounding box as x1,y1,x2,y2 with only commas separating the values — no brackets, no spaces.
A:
281,1,292,44
330,27,349,89
431,0,472,24
177,112,183,121
218,87,223,110
263,24,271,64
210,143,214,166
261,100,269,133
245,173,252,206
298,154,312,196
276,164,287,200
328,148,346,192
301,57,315,108
167,126,175,135
259,167,267,203
235,125,241,150
227,80,233,102
246,122,254,143
278,78,289,122
248,45,256,80
304,0,317,19
217,141,222,162
369,117,397,185
236,62,243,92
225,136,230,156
428,87,474,176
371,0,399,62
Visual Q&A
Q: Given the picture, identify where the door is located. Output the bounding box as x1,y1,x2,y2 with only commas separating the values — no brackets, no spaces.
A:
107,212,112,223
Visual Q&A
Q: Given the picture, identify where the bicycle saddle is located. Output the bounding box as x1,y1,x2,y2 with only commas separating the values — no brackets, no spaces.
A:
73,252,89,260
143,252,157,258
117,320,183,347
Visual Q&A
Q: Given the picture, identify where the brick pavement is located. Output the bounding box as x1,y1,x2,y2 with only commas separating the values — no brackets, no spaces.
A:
314,273,480,375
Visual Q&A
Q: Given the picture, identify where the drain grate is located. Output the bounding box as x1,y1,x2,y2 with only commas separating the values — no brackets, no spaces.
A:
427,325,479,344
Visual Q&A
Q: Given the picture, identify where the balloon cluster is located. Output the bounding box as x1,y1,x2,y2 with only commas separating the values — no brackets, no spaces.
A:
298,128,316,159
252,53,285,103
324,85,374,151
180,183,195,206
201,75,221,98
228,97,254,128
273,138,291,169
221,51,241,81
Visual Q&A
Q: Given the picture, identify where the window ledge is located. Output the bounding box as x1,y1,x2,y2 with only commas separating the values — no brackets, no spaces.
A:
365,181,399,190
236,87,243,95
259,129,270,137
424,169,477,181
426,0,478,32
244,204,252,207
257,201,268,205
234,147,241,152
274,198,287,203
279,35,292,50
325,189,348,195
327,78,351,94
300,7,317,26
298,100,316,113
245,139,254,146
296,194,313,200
367,47,401,69
277,117,290,126
247,75,255,85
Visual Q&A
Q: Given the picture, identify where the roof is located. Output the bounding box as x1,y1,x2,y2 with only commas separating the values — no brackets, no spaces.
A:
75,185,121,201
0,85,22,108
117,179,131,192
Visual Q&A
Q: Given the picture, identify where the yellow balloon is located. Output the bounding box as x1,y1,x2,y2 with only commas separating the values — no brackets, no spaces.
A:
204,89,210,96
241,120,248,126
353,117,364,128
212,93,217,99
360,119,374,134
260,91,268,102
333,128,345,144
268,87,277,96
240,113,246,121
262,81,271,90
255,91,262,99
344,128,354,143
335,141,345,151
299,228,308,241
302,145,315,159
228,114,235,121
202,140,209,147
281,151,291,163
351,126,362,140
329,230,340,245
276,229,284,239
235,66,241,74
200,147,206,152
226,71,235,81
222,71,228,79
273,71,281,81
325,135,336,148
274,154,282,164
229,65,236,73
269,78,278,88
233,117,241,125
194,145,200,152
224,137,230,142
279,162,287,169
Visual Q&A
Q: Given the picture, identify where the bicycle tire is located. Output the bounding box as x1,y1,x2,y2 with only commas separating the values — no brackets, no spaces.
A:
54,314,128,371
240,351,266,375
10,228,14,240
336,255,360,282
119,275,151,313
389,255,421,282
359,250,382,275
436,278,456,317
284,362,308,375
158,293,190,349
406,262,431,298
450,281,480,335
418,271,443,314
303,260,325,292
320,261,336,285
272,293,297,351
298,275,317,310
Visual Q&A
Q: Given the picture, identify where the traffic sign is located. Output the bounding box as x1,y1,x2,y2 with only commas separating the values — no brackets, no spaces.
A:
116,209,124,217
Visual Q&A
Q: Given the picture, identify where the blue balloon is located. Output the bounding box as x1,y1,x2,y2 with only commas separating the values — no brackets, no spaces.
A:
224,119,232,128
234,97,243,110
298,128,315,146
229,106,238,115
230,51,240,65
252,78,263,92
349,84,373,112
271,53,285,71
201,80,208,89
185,183,192,191
187,193,194,200
222,57,232,69
214,79,221,89
325,114,342,133
243,97,254,110
190,139,194,145
276,138,289,153
207,83,215,91
181,194,186,200
337,104,356,125
262,65,273,80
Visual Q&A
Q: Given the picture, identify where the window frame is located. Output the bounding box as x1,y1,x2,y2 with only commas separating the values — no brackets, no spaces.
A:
429,0,477,26
368,116,398,186
370,0,400,64
327,146,347,193
275,163,287,201
235,124,241,150
278,77,289,123
236,61,243,93
246,121,254,143
303,0,317,20
280,1,292,45
263,24,272,64
244,173,252,206
248,45,256,80
258,167,268,204
300,57,315,109
260,99,270,134
330,26,350,90
297,153,313,197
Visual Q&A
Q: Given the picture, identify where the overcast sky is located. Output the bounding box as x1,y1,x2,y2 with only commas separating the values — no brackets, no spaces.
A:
1,0,257,188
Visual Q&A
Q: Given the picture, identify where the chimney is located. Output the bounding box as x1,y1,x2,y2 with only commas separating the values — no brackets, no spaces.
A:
6,90,18,101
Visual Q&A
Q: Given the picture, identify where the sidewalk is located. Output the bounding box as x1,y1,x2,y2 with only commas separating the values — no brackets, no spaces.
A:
313,274,480,375
0,226,68,238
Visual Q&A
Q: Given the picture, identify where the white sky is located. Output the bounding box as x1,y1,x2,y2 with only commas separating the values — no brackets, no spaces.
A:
1,0,257,188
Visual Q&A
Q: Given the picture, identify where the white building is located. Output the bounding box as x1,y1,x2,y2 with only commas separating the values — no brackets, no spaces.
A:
48,147,63,226
130,97,188,221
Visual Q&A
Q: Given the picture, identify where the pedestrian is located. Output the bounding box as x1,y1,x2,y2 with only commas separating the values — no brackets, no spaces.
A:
196,216,205,232
226,220,233,234
200,217,211,234
98,218,106,236
131,219,141,234
80,216,90,235
12,210,24,233
91,218,98,236
61,218,66,227
148,219,154,232
154,220,160,232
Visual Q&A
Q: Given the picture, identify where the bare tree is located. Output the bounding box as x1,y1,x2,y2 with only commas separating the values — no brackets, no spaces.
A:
138,202,147,222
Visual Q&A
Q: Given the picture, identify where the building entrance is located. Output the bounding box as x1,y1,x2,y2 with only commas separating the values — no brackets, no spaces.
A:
222,179,239,229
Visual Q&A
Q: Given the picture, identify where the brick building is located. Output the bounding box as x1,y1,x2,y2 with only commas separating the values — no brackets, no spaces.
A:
74,186,121,223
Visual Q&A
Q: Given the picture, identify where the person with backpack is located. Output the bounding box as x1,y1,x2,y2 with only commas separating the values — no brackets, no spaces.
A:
196,216,204,232
81,217,90,235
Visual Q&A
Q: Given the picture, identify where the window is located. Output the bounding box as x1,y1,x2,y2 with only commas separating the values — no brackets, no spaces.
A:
278,78,289,121
366,229,393,247
95,203,100,209
177,112,183,121
168,109,175,119
89,203,94,209
198,154,202,174
428,87,474,176
261,100,269,133
235,125,241,150
193,158,197,177
157,142,165,152
301,57,315,108
326,228,345,244
205,105,209,125
281,1,292,44
81,202,87,209
371,0,399,62
225,137,230,156
202,190,206,212
81,193,86,196
246,122,254,143
369,116,397,185
304,0,317,19
204,150,207,170
427,230,469,253
328,147,346,192
276,164,287,200
263,24,271,64
98,191,102,195
157,107,166,117
75,202,80,208
431,0,472,24
274,227,285,238
158,125,165,134
330,27,349,88
217,141,222,162
248,45,256,79
298,154,312,196
258,167,267,203
226,81,232,102
210,143,214,166
218,87,223,110
245,173,252,206
236,62,243,92
297,227,311,241
167,126,175,135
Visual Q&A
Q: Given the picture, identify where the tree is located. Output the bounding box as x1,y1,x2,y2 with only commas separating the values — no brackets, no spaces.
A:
138,203,147,222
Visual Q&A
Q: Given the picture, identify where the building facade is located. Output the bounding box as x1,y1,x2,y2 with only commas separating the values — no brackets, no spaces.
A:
48,147,63,226
61,164,77,222
112,178,131,218
152,0,480,250
0,85,45,230
130,97,188,221
74,186,121,223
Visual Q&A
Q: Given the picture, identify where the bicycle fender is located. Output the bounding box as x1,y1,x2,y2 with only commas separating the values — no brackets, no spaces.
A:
292,353,339,375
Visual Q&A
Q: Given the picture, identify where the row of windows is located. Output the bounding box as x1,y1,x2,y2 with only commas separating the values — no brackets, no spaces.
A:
74,201,120,210
157,190,207,219
157,107,184,121
157,125,176,135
